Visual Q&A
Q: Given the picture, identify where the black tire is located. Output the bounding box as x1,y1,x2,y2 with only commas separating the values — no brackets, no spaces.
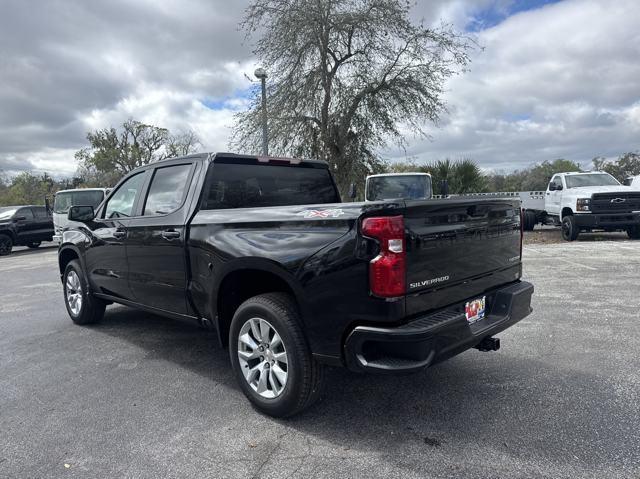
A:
561,215,579,241
523,210,537,231
63,260,106,325
229,292,324,418
0,234,13,256
627,225,640,239
27,241,42,249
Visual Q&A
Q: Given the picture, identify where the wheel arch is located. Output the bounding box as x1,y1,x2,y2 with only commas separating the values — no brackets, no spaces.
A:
58,245,82,277
212,259,310,349
0,229,16,242
561,207,574,219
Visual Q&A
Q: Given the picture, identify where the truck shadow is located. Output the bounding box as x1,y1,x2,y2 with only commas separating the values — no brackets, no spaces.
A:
92,306,636,475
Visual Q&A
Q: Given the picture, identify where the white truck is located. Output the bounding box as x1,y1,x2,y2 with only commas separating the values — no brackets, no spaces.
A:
623,175,640,189
52,188,110,244
521,171,640,241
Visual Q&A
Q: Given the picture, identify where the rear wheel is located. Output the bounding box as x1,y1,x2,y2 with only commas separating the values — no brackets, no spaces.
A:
27,241,42,249
229,292,324,417
63,260,106,325
561,215,579,241
627,225,640,239
0,234,13,255
523,210,537,231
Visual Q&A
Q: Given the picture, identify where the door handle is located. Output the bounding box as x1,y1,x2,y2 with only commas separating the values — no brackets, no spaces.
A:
113,229,126,239
161,229,181,240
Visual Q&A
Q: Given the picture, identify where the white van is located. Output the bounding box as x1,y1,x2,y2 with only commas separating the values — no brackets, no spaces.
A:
52,188,110,243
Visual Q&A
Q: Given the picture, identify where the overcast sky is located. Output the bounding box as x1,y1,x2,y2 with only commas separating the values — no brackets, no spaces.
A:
1,0,638,176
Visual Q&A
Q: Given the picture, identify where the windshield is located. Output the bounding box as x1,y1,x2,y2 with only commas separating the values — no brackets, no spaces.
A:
366,175,432,201
565,174,620,188
54,190,105,214
0,207,18,220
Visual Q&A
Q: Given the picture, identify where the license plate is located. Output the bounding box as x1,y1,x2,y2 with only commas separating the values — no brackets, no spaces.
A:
465,296,486,324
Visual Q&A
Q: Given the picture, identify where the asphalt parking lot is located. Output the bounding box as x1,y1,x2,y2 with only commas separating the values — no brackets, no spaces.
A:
1,238,639,478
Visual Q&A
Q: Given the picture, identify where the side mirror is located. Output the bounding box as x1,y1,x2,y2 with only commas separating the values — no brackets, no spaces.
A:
348,183,357,200
548,184,556,191
68,205,95,222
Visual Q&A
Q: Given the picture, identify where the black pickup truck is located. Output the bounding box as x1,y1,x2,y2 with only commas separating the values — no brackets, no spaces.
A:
0,205,54,255
58,152,534,416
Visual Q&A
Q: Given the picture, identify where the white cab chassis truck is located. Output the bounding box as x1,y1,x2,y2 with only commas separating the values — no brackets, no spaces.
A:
521,171,640,241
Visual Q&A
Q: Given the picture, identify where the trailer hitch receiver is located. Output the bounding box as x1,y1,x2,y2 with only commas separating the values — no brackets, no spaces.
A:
474,336,500,352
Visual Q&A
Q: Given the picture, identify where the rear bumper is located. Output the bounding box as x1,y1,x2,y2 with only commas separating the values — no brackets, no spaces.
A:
574,212,640,228
343,280,534,373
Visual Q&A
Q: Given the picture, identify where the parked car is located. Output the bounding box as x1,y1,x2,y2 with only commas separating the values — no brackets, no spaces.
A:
58,152,533,416
52,188,110,244
521,171,640,241
0,205,54,255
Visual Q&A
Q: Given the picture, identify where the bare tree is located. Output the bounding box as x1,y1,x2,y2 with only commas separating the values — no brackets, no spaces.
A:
232,0,475,194
75,119,201,186
166,130,202,158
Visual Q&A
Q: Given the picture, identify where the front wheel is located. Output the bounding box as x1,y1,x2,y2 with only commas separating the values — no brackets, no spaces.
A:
627,225,640,239
561,216,579,241
229,293,324,417
0,234,13,255
63,260,106,325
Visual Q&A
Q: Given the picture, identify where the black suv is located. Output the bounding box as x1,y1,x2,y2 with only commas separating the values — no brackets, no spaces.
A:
0,205,54,255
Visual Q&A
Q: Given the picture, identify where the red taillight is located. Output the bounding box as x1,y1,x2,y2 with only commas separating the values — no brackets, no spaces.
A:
361,215,406,298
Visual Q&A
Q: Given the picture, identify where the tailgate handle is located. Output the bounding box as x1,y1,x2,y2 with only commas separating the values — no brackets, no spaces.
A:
161,229,181,240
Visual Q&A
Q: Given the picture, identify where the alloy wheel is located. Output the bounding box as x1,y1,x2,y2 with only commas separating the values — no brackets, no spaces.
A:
237,317,288,399
65,270,83,316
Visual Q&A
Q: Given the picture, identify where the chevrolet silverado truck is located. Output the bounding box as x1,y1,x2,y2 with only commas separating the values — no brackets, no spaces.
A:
520,171,640,241
58,152,533,417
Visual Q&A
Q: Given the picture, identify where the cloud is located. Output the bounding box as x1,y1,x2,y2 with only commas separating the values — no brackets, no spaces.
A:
386,0,640,170
0,0,253,175
0,0,638,177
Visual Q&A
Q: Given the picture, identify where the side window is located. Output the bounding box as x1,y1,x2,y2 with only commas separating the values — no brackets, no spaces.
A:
33,207,48,218
549,176,562,190
104,173,145,219
17,208,34,220
143,164,192,216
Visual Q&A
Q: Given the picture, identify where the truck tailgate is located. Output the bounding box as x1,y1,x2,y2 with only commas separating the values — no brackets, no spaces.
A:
403,198,522,316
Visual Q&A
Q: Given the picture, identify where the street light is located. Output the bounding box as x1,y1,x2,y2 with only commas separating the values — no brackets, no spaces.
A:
254,67,268,156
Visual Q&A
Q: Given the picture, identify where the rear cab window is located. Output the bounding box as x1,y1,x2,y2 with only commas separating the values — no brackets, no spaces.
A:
201,159,340,210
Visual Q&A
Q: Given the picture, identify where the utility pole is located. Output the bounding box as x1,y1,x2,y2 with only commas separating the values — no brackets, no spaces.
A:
254,68,268,156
